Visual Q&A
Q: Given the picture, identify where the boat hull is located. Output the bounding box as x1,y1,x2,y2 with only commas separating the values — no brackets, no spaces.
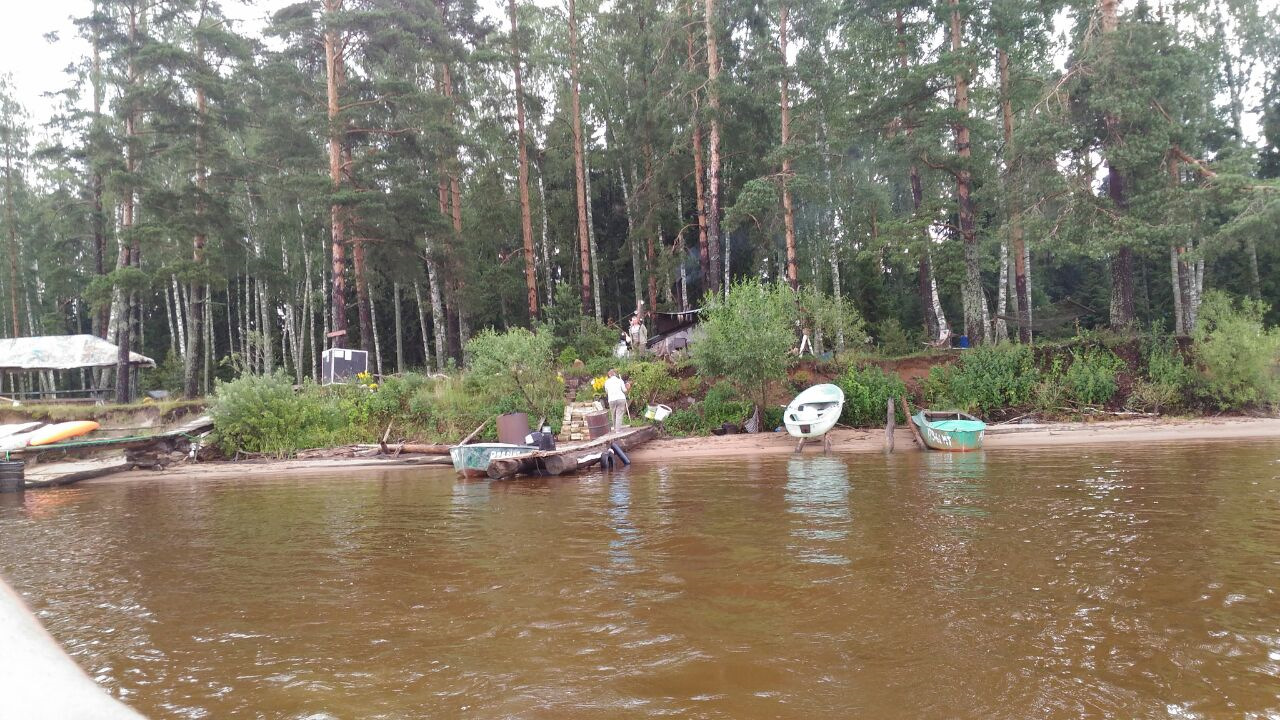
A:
449,443,538,477
784,384,845,438
911,411,985,452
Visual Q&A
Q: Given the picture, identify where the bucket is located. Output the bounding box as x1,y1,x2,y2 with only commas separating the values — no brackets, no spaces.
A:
644,404,672,422
0,460,24,494
496,413,531,445
585,411,610,439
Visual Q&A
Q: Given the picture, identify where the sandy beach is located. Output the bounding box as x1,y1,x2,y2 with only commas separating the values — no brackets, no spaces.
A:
87,415,1280,484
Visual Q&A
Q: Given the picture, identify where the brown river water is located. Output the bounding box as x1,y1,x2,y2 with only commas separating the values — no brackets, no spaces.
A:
2,441,1279,719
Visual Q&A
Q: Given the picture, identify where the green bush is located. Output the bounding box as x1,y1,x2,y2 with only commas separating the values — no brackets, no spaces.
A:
873,317,916,357
1128,338,1193,413
1032,357,1069,413
1063,348,1125,406
762,405,785,431
922,344,1038,416
540,283,618,361
700,382,753,428
1193,292,1280,410
836,365,906,426
210,373,353,456
465,327,563,422
626,361,679,411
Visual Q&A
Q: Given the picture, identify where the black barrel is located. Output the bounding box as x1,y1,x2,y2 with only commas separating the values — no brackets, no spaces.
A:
0,460,24,494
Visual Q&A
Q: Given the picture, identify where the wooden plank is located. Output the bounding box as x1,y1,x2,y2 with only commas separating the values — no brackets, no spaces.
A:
901,397,926,449
458,419,490,446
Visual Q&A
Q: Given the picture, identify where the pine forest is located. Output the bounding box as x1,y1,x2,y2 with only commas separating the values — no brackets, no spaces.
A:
1,0,1279,402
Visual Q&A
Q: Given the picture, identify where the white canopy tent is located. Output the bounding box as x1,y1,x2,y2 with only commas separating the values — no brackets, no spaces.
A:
0,335,155,371
0,335,155,403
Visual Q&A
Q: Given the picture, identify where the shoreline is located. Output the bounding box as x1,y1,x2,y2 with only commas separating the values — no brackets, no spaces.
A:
85,415,1280,484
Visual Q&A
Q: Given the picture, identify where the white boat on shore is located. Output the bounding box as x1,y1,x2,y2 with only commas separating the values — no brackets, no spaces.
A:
784,384,845,439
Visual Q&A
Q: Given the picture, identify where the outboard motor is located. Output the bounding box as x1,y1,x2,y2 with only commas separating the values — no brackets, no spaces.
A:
523,431,556,451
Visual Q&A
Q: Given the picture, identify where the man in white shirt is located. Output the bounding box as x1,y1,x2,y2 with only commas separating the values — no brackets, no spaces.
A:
604,369,630,432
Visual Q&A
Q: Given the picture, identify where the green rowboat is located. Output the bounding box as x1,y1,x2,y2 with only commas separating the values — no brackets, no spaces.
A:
911,410,986,452
449,443,539,478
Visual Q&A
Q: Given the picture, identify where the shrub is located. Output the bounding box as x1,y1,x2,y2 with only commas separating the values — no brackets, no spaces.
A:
1192,292,1280,410
836,365,907,426
625,361,679,411
694,279,797,413
1032,357,1069,413
1063,348,1124,406
1128,338,1192,413
700,382,753,428
922,344,1037,416
873,317,916,357
540,283,618,361
465,327,563,422
210,373,351,456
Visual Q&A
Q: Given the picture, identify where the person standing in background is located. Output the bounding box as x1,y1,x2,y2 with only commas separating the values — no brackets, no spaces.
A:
604,369,630,432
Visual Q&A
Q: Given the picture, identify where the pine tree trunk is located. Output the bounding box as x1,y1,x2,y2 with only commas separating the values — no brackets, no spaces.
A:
509,0,539,319
897,10,946,342
91,0,109,339
116,1,142,404
568,0,593,315
324,0,348,350
950,0,989,344
1100,0,1135,332
779,3,798,291
998,45,1031,343
685,9,711,295
583,152,603,320
703,0,723,294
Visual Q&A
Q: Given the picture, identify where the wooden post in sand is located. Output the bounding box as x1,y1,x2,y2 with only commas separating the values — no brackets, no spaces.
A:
885,397,895,453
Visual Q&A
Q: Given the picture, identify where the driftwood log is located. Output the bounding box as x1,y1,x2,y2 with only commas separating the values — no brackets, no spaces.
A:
487,425,658,480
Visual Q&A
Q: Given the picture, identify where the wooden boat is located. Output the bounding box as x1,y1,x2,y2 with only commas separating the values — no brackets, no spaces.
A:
486,425,658,480
449,442,538,478
911,410,986,452
784,384,844,439
28,421,100,447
